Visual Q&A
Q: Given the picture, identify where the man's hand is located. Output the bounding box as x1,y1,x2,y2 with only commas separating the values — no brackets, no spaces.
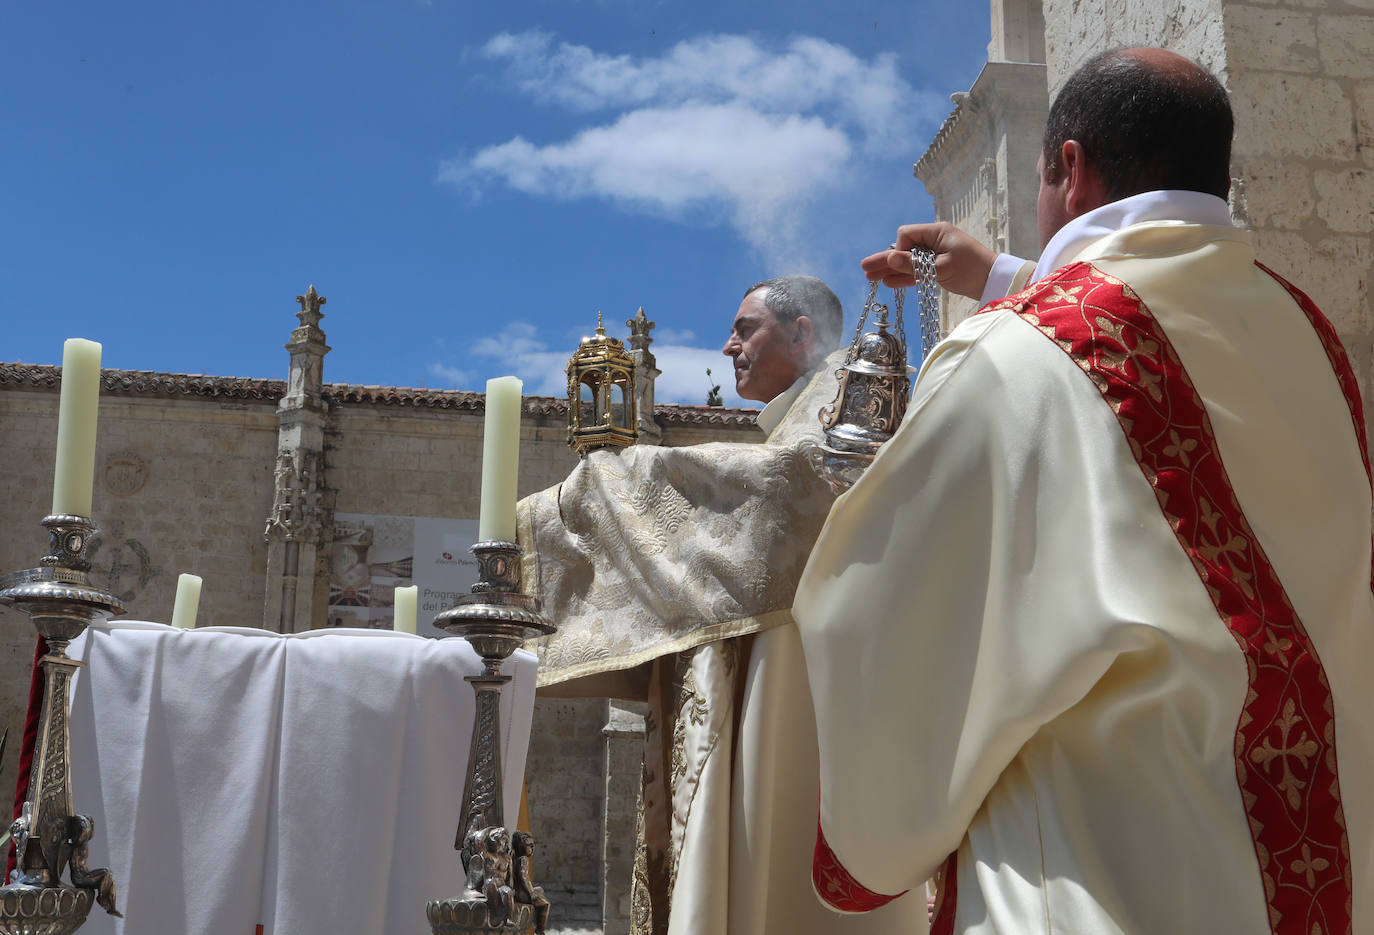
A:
860,222,997,300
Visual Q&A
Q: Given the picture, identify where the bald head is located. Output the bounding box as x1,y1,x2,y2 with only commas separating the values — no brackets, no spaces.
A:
1043,47,1233,202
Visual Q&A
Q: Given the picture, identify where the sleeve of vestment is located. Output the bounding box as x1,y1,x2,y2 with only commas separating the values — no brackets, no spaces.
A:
795,308,1157,904
979,254,1036,305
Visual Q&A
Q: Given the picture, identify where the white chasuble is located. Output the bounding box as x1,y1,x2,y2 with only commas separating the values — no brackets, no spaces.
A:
797,220,1374,935
519,353,925,935
519,353,843,688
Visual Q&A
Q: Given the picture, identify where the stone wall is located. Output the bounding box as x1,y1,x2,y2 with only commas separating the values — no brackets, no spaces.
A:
0,372,282,854
1222,0,1374,430
0,383,280,626
1041,0,1229,88
326,401,580,524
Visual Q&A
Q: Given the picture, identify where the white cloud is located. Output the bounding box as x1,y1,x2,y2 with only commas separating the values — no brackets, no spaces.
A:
467,322,570,396
475,31,921,150
652,343,747,408
653,327,696,344
441,103,850,269
445,31,945,269
427,362,470,387
455,105,849,209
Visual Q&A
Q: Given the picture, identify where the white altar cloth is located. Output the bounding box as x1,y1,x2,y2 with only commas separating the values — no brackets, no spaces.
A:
61,622,537,935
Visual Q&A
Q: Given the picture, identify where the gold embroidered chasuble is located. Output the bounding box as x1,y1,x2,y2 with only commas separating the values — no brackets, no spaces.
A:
518,353,841,688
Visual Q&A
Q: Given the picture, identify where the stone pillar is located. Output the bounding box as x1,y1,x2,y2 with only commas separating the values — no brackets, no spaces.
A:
989,0,1046,63
262,285,334,633
601,701,646,935
626,308,662,446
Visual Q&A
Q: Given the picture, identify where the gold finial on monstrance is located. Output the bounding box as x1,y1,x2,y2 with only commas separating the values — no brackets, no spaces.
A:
566,312,637,456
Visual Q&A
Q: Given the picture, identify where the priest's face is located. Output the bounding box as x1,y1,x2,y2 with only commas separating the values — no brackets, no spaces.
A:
723,290,806,403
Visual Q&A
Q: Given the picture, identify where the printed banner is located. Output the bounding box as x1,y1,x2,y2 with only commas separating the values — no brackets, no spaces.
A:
328,513,480,637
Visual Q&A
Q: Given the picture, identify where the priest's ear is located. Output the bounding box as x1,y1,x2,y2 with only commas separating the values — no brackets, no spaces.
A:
1058,139,1109,218
792,315,816,352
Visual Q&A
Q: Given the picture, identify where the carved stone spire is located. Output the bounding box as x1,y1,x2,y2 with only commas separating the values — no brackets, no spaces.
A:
295,284,327,331
285,286,330,405
627,307,654,355
264,286,335,632
626,307,661,446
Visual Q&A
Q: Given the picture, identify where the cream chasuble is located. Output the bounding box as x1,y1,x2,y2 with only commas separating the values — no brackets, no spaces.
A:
797,218,1374,935
518,353,925,935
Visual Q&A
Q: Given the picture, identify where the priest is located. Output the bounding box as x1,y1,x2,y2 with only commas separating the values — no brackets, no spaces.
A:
520,277,924,935
797,48,1374,934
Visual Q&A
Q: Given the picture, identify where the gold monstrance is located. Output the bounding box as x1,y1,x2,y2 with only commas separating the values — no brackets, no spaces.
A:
566,313,637,456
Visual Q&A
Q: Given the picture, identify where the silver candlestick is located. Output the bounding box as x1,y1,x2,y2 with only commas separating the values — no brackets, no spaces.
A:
0,515,126,934
426,540,555,935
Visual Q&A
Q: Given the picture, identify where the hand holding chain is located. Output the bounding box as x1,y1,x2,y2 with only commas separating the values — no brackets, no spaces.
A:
849,246,938,364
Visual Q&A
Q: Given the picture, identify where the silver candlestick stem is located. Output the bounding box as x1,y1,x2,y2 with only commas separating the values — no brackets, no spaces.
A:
0,515,126,934
426,540,555,935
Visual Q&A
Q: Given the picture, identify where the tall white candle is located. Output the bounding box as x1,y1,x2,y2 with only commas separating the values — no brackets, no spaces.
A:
52,338,103,517
171,573,203,629
393,585,418,635
478,376,523,542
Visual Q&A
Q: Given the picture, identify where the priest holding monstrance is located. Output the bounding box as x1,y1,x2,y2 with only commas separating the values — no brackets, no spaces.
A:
518,277,924,935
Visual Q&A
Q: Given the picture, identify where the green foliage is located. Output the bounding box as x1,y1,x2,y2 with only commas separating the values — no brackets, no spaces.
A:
705,368,723,407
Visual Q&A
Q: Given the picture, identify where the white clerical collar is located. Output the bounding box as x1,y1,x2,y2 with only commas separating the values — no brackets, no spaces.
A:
756,370,813,437
1032,190,1234,281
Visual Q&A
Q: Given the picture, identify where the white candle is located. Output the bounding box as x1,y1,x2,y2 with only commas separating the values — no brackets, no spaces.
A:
478,376,523,542
393,585,418,635
52,338,103,517
171,573,203,629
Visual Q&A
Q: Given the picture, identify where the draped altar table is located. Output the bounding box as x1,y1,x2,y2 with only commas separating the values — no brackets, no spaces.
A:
59,622,537,935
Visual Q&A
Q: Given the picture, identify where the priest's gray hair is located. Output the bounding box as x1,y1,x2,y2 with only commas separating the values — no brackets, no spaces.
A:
743,275,844,352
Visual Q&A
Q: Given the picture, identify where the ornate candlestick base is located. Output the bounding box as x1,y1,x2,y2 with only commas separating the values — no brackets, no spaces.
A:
426,541,555,935
0,886,94,935
0,516,126,935
427,889,534,935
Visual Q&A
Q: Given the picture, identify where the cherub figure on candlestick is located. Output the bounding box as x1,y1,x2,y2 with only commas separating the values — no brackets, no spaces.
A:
462,827,515,925
513,831,550,935
69,815,122,918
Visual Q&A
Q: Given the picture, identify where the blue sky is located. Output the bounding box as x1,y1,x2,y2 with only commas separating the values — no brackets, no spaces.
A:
3,1,989,407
